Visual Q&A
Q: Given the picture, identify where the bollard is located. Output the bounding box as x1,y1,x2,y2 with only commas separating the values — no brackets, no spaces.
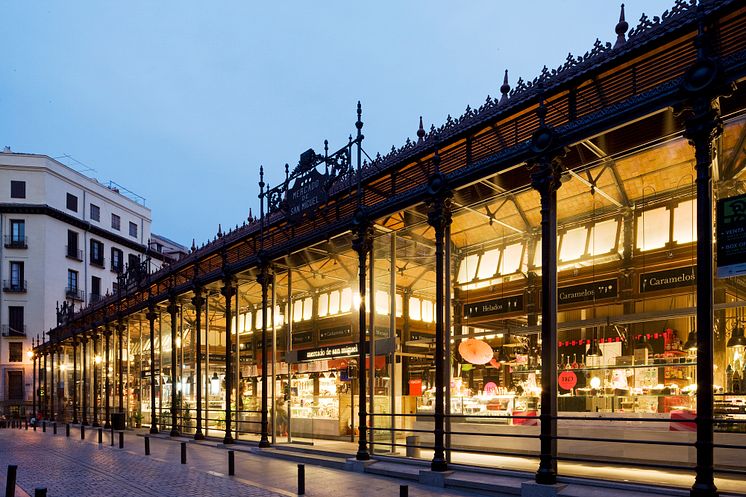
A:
144,436,150,455
25,419,28,431
98,428,102,444
80,425,85,440
119,431,124,449
34,488,46,497
33,422,36,432
5,464,17,497
297,463,305,495
110,428,114,447
228,450,235,476
400,484,409,497
53,422,57,435
181,442,187,464
66,423,70,437
42,421,46,433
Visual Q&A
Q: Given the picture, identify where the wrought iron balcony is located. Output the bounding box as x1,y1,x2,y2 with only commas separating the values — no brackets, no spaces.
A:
66,246,83,261
1,324,26,337
2,280,27,293
111,262,123,273
65,286,84,301
90,257,106,268
3,235,28,249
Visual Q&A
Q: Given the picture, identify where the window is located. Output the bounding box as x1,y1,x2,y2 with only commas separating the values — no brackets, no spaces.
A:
7,219,26,248
8,261,24,291
8,307,24,335
90,239,104,266
91,276,101,302
128,254,140,271
111,247,123,272
7,371,24,400
90,204,100,222
66,193,78,212
111,214,120,231
10,180,26,199
67,230,80,259
9,343,22,362
112,282,119,294
636,206,670,251
129,222,138,238
67,269,79,291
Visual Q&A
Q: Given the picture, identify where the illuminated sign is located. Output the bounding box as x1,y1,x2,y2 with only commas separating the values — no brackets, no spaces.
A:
640,266,696,293
717,193,746,278
558,279,617,305
464,295,523,318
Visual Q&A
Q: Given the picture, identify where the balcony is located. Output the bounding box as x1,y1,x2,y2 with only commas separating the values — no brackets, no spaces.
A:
2,280,27,293
3,235,28,249
111,262,123,274
65,286,84,301
90,257,106,269
1,324,26,337
66,246,83,261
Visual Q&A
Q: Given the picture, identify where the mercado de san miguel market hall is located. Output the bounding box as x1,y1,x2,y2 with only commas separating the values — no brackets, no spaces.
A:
29,1,746,495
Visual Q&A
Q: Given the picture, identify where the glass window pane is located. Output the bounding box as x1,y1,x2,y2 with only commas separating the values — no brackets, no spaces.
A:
637,206,670,251
303,297,313,321
274,305,284,327
395,294,403,317
560,227,587,262
477,249,500,280
341,288,352,313
409,297,421,321
375,290,389,315
500,243,524,274
589,219,618,255
256,308,264,330
456,254,480,284
318,293,329,317
293,300,303,323
329,290,340,315
421,299,434,323
673,199,696,245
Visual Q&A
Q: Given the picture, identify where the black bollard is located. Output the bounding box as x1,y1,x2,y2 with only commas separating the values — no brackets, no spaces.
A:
66,424,70,437
119,431,124,449
5,464,17,497
33,422,36,432
228,450,235,476
53,422,57,435
298,463,305,495
80,425,85,440
34,488,46,497
180,442,187,464
400,484,409,497
98,428,102,444
25,419,28,431
42,421,46,433
144,436,150,455
110,428,114,447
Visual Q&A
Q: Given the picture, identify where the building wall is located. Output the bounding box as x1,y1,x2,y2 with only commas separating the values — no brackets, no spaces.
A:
0,152,163,414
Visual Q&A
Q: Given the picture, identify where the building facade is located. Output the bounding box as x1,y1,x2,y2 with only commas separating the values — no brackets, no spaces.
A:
33,2,746,496
0,152,168,416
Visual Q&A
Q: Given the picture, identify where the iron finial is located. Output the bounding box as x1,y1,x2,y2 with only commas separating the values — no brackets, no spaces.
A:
191,238,196,252
259,165,265,189
417,116,426,142
248,208,253,222
356,101,363,131
217,224,223,238
499,69,510,105
614,4,628,49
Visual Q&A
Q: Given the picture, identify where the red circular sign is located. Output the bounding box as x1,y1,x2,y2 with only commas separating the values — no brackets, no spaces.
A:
558,371,577,390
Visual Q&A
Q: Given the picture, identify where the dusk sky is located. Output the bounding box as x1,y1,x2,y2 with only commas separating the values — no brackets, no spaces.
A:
2,1,674,246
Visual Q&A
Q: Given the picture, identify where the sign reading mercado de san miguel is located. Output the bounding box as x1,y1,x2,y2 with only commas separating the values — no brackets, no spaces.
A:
717,193,746,278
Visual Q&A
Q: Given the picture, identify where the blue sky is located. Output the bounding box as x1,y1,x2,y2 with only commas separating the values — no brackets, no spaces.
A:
1,1,675,246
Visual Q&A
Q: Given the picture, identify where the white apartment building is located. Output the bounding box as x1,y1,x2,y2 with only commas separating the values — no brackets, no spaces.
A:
0,150,175,416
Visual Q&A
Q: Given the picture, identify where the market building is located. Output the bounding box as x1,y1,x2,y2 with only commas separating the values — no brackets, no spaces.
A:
32,2,746,495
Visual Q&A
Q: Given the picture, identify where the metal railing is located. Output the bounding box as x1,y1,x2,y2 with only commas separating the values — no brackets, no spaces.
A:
1,324,26,336
90,257,105,268
3,235,28,249
65,246,83,261
2,280,27,293
65,287,84,301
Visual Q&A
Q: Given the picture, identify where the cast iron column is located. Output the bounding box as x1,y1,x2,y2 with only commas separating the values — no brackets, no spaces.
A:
257,256,272,447
529,102,563,485
32,347,37,420
426,169,452,472
92,332,100,427
50,345,56,421
352,209,372,460
81,337,88,425
72,339,78,424
681,16,724,497
104,326,112,428
222,274,236,444
146,306,159,434
43,350,48,418
167,297,180,437
192,287,205,440
117,320,125,413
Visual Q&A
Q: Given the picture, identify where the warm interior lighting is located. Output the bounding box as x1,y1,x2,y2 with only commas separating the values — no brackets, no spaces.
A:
26,350,33,359
421,299,434,323
395,294,403,318
293,300,303,323
175,337,182,348
476,248,500,280
684,331,698,351
94,355,102,364
409,297,421,321
375,290,390,315
588,219,618,255
456,253,480,284
318,293,329,317
352,291,362,311
274,305,285,327
727,326,746,348
210,372,220,395
637,206,670,251
329,290,340,315
672,199,696,245
590,377,602,389
302,297,313,321
60,364,67,371
499,243,523,274
560,227,587,262
340,288,352,313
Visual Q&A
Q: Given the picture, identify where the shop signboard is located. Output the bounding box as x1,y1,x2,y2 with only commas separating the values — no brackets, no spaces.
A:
639,266,696,293
717,193,746,278
319,325,351,342
296,342,362,362
288,168,325,219
292,330,314,345
558,370,577,390
558,278,617,305
374,326,398,338
463,294,523,318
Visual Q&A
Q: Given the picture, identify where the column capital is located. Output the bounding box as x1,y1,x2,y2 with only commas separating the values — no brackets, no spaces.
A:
166,299,180,316
351,208,373,257
425,173,452,234
191,293,205,308
145,307,158,322
528,156,563,198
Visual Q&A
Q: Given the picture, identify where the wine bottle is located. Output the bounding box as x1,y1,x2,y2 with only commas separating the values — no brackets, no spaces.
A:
571,353,578,369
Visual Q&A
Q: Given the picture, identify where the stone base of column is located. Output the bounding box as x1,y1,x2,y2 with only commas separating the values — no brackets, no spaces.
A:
521,481,567,497
193,431,204,441
345,458,376,473
419,469,453,487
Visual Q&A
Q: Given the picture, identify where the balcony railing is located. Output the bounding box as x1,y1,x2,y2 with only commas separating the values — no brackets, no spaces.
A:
89,293,102,304
3,235,28,249
66,246,83,261
111,262,123,273
2,280,27,293
65,287,84,301
90,257,106,268
1,324,26,337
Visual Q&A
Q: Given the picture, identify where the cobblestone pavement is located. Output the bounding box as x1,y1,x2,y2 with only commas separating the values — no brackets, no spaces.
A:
0,427,480,497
